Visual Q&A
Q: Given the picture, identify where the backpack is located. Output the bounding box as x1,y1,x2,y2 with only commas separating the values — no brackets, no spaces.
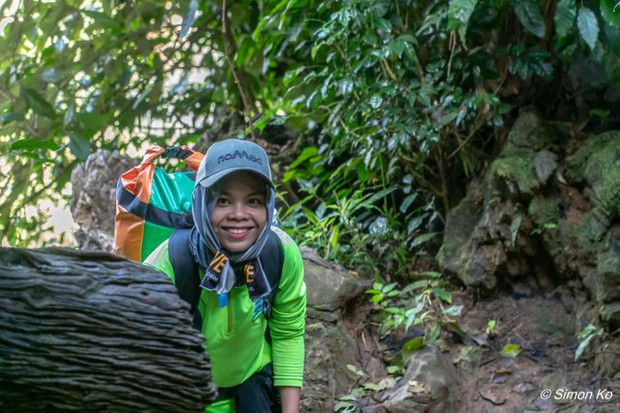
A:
114,145,203,262
114,145,283,329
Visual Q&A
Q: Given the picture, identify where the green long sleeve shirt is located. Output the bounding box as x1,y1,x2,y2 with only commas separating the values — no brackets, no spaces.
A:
143,226,306,389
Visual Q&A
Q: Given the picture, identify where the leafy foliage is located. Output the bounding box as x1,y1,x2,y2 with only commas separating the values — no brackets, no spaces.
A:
575,323,603,361
276,0,620,279
2,1,620,284
366,272,462,342
0,0,293,245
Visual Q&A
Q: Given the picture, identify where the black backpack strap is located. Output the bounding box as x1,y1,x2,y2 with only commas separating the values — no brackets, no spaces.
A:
168,228,203,331
258,230,284,320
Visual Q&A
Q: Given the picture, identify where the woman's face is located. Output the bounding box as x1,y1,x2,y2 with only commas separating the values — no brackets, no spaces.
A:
210,171,268,253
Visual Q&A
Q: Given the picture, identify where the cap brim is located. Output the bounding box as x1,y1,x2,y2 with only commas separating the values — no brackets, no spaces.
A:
196,167,275,189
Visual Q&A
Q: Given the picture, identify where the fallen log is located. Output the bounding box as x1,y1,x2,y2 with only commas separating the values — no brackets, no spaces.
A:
0,247,217,412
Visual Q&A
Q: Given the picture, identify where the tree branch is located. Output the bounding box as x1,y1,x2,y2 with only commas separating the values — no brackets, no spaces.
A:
221,0,257,138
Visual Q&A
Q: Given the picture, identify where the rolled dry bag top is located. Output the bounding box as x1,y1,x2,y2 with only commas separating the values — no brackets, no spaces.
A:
114,145,204,262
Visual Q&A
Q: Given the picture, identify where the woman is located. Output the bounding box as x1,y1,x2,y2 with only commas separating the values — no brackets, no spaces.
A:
145,139,306,412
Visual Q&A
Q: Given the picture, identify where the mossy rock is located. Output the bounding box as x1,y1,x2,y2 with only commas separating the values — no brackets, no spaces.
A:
501,108,556,154
528,196,561,228
488,148,540,199
566,131,620,226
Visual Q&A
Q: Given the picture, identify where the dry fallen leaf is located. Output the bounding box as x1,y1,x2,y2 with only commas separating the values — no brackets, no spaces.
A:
479,390,507,405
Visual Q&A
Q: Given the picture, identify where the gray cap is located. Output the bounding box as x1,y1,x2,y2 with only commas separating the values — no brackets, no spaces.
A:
195,139,274,188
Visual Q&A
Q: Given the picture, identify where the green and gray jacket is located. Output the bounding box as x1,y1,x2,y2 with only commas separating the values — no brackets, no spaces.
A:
144,226,306,389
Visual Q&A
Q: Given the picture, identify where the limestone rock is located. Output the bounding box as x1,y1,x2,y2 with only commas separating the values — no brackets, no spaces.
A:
437,109,620,328
302,246,373,314
70,150,134,252
377,346,459,413
0,247,216,412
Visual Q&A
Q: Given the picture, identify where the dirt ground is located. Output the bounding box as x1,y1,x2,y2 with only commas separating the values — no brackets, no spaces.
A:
445,287,619,412
352,285,620,412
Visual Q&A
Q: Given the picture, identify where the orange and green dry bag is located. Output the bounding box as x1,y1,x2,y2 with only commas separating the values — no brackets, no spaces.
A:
114,145,204,262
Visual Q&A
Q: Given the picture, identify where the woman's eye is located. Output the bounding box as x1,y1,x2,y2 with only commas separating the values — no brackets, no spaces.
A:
217,198,230,205
249,198,264,206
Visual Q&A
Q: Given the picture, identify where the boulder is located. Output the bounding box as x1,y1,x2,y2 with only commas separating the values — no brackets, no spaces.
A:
376,346,459,413
70,150,134,252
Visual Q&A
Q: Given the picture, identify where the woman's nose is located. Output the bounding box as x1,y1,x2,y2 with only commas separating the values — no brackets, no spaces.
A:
228,203,248,219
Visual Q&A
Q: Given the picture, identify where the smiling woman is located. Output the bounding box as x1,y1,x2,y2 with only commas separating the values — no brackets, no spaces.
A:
144,139,307,413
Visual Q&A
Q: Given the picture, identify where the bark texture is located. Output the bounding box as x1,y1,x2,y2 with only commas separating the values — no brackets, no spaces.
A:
0,247,216,412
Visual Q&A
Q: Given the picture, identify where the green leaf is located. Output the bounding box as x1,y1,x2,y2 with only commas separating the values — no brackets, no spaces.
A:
362,382,384,392
236,36,256,67
410,232,438,248
486,319,497,334
402,337,424,352
500,343,522,358
69,133,91,161
431,288,452,303
289,146,319,168
405,302,424,330
448,0,479,43
407,215,425,234
510,214,522,246
63,104,75,127
577,7,599,50
252,0,289,37
554,0,576,38
346,364,364,376
512,0,546,38
334,401,356,412
420,271,442,278
575,335,594,361
76,112,109,133
386,365,401,374
382,282,398,294
397,34,417,44
427,322,441,343
601,0,620,28
362,33,378,45
329,225,340,253
443,305,463,317
589,109,609,120
360,186,397,207
399,193,417,213
575,324,600,361
356,162,370,181
21,87,57,118
387,40,406,58
11,138,59,151
373,17,392,32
